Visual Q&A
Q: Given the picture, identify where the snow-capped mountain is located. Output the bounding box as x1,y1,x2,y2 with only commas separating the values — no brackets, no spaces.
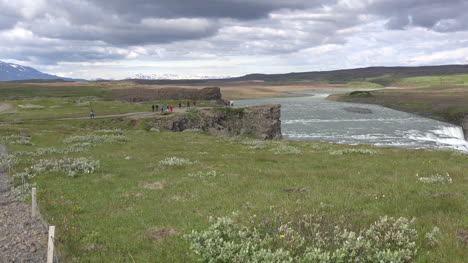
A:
0,61,81,81
133,73,231,80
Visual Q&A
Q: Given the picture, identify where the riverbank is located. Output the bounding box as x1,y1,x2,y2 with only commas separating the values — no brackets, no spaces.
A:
328,86,468,137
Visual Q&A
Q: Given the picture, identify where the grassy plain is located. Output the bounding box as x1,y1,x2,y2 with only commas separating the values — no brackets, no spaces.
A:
0,80,467,262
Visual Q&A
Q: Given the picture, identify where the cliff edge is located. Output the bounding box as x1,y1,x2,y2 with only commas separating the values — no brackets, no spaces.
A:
151,104,282,140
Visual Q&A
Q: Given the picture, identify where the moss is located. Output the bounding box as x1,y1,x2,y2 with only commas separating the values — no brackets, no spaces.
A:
214,107,245,115
185,109,200,121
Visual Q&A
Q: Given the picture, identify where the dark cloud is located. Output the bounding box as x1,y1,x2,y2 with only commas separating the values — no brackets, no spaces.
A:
0,0,467,68
367,0,468,31
90,0,330,20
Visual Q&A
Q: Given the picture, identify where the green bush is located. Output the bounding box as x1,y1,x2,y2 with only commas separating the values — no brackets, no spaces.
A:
186,211,427,263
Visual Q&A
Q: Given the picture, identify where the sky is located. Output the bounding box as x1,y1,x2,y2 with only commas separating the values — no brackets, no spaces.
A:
1,0,468,80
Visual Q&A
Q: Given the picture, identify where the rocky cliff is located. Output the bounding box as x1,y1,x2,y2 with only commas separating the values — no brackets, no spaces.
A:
151,104,282,140
463,115,468,140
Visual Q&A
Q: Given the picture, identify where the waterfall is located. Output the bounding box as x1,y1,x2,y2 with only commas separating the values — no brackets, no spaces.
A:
433,126,465,140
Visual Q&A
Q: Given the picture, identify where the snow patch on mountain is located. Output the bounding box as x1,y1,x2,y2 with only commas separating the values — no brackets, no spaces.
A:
133,73,231,80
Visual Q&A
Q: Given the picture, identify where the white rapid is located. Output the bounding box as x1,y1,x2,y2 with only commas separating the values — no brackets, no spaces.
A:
433,126,465,140
235,90,468,153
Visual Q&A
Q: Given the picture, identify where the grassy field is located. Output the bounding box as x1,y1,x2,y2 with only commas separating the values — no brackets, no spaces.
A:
0,97,216,122
0,80,467,262
1,118,467,262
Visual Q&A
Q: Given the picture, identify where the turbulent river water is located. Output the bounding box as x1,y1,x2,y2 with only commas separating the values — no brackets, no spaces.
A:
235,90,468,153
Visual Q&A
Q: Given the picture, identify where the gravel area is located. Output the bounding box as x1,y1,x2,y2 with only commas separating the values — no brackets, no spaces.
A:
0,144,48,262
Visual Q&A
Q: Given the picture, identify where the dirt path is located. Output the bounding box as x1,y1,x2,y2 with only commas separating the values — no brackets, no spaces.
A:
0,144,48,262
0,103,13,113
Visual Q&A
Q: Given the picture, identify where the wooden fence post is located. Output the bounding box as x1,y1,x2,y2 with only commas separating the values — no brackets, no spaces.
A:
47,226,55,263
31,187,37,217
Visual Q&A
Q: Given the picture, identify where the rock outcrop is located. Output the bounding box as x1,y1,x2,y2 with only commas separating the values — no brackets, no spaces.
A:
151,104,282,140
462,115,468,140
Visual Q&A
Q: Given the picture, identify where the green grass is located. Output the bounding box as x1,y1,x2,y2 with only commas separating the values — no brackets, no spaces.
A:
0,98,218,121
0,83,115,98
396,74,468,87
345,81,384,89
2,120,467,262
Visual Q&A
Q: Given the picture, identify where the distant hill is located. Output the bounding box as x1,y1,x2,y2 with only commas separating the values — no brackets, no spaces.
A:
229,65,468,84
124,65,468,86
0,61,84,82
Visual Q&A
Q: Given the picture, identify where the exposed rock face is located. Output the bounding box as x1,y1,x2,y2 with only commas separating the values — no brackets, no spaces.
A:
152,104,282,140
462,115,468,140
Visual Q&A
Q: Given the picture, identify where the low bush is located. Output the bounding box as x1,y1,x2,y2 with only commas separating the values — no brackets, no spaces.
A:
416,173,453,184
159,157,193,166
29,157,100,177
186,211,430,263
63,134,128,144
329,148,378,155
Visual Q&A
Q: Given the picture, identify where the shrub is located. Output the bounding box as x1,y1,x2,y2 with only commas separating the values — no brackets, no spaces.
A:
186,212,425,263
63,134,128,144
416,173,453,184
271,144,301,154
329,148,377,155
159,157,193,166
30,157,100,177
0,135,34,145
188,170,220,178
18,104,45,109
11,182,35,201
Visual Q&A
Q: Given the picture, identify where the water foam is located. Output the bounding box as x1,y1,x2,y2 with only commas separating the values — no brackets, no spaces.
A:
433,126,465,140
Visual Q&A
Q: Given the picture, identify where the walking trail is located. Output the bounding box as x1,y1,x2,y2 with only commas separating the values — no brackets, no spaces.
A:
0,144,48,262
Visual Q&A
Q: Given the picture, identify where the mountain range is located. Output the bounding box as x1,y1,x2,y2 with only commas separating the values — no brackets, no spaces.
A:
2,60,468,84
0,61,83,82
133,73,232,80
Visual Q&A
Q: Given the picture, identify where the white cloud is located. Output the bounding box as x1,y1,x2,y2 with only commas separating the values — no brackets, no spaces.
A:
1,0,468,79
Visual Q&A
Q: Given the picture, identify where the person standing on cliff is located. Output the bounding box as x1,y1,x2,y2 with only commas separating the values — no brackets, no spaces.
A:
178,102,182,109
187,101,190,108
90,109,95,119
152,104,155,112
155,104,159,111
170,105,174,112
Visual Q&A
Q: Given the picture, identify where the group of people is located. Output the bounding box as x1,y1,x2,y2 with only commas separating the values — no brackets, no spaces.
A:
224,100,234,107
151,101,196,112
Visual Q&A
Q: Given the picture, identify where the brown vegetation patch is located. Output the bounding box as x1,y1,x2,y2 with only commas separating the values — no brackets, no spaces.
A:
141,181,164,190
81,244,105,251
283,188,309,194
431,192,462,199
0,103,13,113
456,229,468,245
170,193,195,201
145,228,178,242
120,192,145,199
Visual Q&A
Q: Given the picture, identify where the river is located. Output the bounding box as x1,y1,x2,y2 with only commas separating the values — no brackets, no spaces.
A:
235,90,468,153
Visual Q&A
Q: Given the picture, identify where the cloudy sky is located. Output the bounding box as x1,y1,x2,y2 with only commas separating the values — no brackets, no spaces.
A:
1,0,468,79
